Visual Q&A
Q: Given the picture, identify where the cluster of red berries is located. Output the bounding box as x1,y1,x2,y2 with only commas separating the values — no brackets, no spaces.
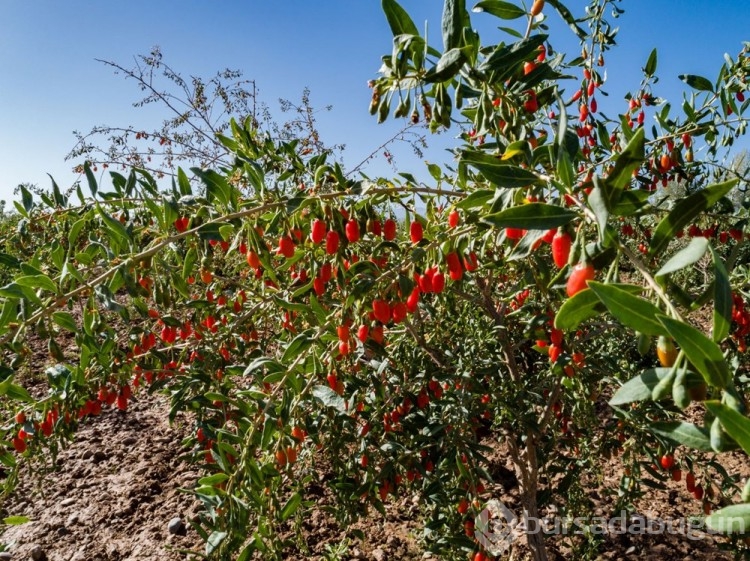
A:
9,408,60,454
658,454,711,511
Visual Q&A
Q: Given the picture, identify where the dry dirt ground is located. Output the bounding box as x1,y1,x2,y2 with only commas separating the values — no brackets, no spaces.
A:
2,388,748,561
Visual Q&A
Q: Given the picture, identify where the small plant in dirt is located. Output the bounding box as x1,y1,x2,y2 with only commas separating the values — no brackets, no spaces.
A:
1,1,750,560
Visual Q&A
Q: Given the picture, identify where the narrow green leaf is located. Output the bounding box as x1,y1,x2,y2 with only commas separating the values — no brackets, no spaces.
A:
0,381,34,403
456,189,494,210
96,205,132,247
587,176,609,236
478,34,547,81
556,150,575,189
52,312,77,332
657,315,729,388
442,0,465,51
236,544,255,561
706,504,750,535
206,531,228,555
649,179,737,256
545,0,587,39
198,473,229,486
19,185,34,213
424,48,467,83
650,421,713,452
382,0,419,36
554,88,570,158
192,168,232,207
609,368,705,406
49,175,65,207
462,156,541,187
710,246,731,343
472,0,525,19
0,298,17,333
183,247,198,280
177,167,192,195
555,283,643,331
672,363,691,410
281,333,314,364
705,401,750,455
84,161,98,197
601,127,645,209
15,274,58,294
482,203,576,230
68,218,87,250
280,492,303,521
611,189,651,216
644,48,658,77
312,385,346,413
2,515,29,525
588,282,668,337
655,237,709,277
0,253,21,269
679,74,715,92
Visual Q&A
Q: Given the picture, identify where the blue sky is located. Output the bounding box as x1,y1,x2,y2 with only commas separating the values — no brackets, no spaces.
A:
1,1,748,203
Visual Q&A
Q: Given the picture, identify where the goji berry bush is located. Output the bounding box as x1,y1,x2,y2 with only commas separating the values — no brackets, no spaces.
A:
2,1,750,560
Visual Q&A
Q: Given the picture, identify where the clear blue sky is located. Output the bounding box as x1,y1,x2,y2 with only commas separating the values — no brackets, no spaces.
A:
1,1,748,203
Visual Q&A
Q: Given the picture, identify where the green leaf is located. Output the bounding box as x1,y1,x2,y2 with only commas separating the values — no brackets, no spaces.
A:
644,48,658,77
2,516,29,525
84,161,98,197
655,237,709,277
556,150,575,189
280,492,302,521
382,0,419,36
52,312,77,333
710,246,731,343
472,0,525,19
478,34,547,82
0,380,34,403
0,253,21,270
312,385,346,413
546,0,587,39
424,48,467,83
609,368,705,406
456,189,494,210
192,168,233,208
442,0,466,51
588,282,668,337
705,401,750,455
649,179,737,256
611,187,652,216
19,185,34,214
601,127,645,209
206,531,228,555
587,176,609,237
706,504,750,535
198,473,229,486
555,283,643,331
96,205,132,248
461,154,542,188
650,421,713,452
197,222,231,243
657,315,729,388
15,274,58,294
67,218,87,249
482,203,576,230
281,333,314,364
679,74,715,92
177,167,192,196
